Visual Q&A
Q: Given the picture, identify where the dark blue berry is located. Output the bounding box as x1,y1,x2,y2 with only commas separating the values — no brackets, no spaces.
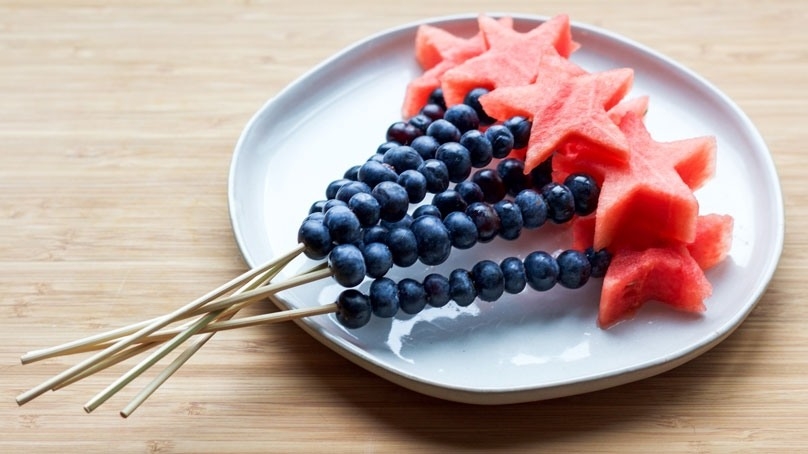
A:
397,169,428,204
426,119,461,144
410,135,440,160
383,145,424,173
500,257,527,294
431,189,468,218
556,250,592,289
309,200,327,214
493,200,523,240
524,251,559,291
412,204,442,219
386,121,422,145
586,247,611,278
323,205,362,245
305,211,325,223
408,113,432,133
297,219,332,260
503,116,531,149
410,214,452,266
367,153,385,163
369,278,399,318
380,214,413,231
427,87,446,110
466,202,501,243
443,211,478,249
443,104,480,133
336,289,371,329
455,181,485,205
343,165,360,181
564,173,600,216
335,181,371,204
358,160,398,188
322,199,348,213
417,159,450,194
377,141,400,154
398,278,428,315
514,189,548,229
348,192,380,227
435,142,472,183
372,181,409,222
326,178,351,200
485,125,515,159
420,103,445,121
363,225,389,245
362,242,393,279
542,182,576,224
449,269,477,307
386,227,418,267
530,156,554,189
463,87,496,125
423,273,451,308
471,260,505,302
497,158,531,196
460,129,494,168
471,169,506,203
329,244,366,287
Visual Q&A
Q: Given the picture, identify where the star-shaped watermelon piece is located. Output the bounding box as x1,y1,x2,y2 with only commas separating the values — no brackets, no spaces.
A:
440,14,582,106
402,17,514,118
480,59,634,172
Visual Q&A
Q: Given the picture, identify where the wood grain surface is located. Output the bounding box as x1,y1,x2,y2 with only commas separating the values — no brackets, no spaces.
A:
2,1,805,452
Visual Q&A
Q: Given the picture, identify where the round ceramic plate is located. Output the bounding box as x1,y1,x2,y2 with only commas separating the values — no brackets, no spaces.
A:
227,14,783,404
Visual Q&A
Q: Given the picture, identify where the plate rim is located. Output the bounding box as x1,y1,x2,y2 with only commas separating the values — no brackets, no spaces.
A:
227,12,785,404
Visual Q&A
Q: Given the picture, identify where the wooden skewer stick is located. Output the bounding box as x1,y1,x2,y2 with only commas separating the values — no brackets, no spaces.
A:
16,244,304,406
18,245,304,366
52,342,159,391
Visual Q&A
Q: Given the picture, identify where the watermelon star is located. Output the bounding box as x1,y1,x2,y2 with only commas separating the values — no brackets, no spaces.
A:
480,59,634,172
440,14,582,107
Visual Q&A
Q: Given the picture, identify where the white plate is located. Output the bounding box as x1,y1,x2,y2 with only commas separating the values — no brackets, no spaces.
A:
227,14,783,404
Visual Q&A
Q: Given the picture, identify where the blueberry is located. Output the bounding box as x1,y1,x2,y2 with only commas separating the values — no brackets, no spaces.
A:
541,182,576,224
503,116,531,149
420,103,445,121
398,278,428,315
343,165,360,181
586,247,612,278
362,242,393,279
358,160,398,188
465,202,501,243
455,181,485,205
500,257,527,294
383,145,424,173
363,225,389,245
335,181,371,204
372,181,410,222
514,189,548,229
556,250,592,289
408,113,432,133
435,142,472,183
427,87,447,110
369,278,399,318
431,189,468,218
348,192,380,227
397,169,428,204
386,121,422,145
410,214,452,266
380,214,413,231
377,141,400,154
471,169,506,203
471,260,505,302
386,227,418,267
305,211,325,223
449,269,477,307
336,289,371,329
463,87,496,125
493,200,523,240
426,119,461,144
443,211,478,249
323,205,362,245
410,135,440,160
329,244,366,287
326,178,351,200
417,159,450,194
524,251,559,291
484,125,515,159
424,273,451,308
297,219,332,260
412,204,442,219
443,104,480,133
309,200,327,214
564,173,600,216
460,129,493,168
367,153,385,163
322,199,348,213
530,156,554,190
497,158,531,196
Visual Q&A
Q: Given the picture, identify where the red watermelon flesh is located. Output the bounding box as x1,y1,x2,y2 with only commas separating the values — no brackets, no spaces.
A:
688,214,734,270
598,247,712,328
608,95,649,124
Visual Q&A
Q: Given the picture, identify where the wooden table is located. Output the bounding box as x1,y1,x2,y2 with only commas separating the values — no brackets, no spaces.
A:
3,1,805,452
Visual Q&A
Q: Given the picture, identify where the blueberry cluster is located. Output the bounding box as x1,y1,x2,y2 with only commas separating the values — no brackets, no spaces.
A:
295,88,609,329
